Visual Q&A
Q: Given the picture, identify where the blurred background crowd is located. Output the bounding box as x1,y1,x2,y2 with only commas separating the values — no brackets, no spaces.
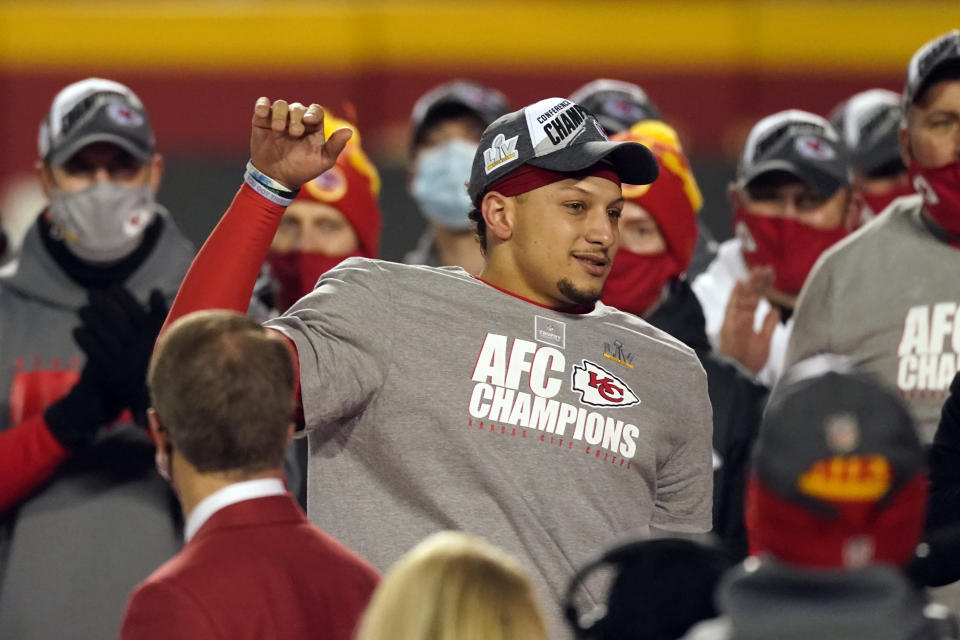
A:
0,0,954,259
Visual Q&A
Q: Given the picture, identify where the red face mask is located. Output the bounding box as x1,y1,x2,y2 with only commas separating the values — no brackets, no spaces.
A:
734,207,847,294
266,251,360,312
601,249,682,317
909,160,960,235
861,183,916,219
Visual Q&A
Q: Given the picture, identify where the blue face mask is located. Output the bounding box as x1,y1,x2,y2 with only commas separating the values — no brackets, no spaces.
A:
411,139,477,231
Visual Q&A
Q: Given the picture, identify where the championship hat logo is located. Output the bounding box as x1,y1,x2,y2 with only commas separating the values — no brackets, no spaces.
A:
797,454,892,502
483,133,519,174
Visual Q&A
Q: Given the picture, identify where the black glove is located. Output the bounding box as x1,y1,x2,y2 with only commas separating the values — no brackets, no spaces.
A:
73,287,168,428
44,360,119,452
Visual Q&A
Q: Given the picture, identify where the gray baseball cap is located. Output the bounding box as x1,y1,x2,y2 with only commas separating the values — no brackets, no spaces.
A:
38,78,154,166
737,109,850,198
467,97,659,204
756,358,923,516
830,89,904,177
410,80,510,149
568,79,662,134
904,30,960,108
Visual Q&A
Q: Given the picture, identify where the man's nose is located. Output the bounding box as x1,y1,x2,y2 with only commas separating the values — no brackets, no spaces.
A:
91,167,112,184
585,208,616,246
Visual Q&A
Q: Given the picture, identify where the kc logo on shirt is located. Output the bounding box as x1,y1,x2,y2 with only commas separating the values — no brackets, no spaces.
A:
571,360,640,408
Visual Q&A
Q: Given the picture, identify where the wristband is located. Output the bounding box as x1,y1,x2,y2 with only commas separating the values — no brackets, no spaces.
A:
244,160,300,207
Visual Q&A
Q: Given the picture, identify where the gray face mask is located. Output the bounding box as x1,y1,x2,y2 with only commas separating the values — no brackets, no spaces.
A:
48,182,156,263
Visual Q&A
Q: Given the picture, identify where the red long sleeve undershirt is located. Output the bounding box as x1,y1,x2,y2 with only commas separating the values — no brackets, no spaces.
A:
0,414,70,513
162,183,303,398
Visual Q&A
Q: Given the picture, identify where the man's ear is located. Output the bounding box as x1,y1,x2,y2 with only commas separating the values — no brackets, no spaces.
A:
148,153,164,196
36,161,53,199
481,191,514,244
727,182,744,209
285,423,295,445
148,409,168,450
899,124,913,169
844,188,864,232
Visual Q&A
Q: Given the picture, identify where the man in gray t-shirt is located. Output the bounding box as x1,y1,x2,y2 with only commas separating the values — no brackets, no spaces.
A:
165,95,713,633
786,31,960,442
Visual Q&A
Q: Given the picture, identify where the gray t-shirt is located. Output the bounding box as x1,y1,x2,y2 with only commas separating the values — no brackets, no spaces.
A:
786,195,960,442
265,258,712,622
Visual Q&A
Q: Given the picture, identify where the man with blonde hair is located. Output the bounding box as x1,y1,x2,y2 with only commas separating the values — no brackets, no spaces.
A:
357,531,548,640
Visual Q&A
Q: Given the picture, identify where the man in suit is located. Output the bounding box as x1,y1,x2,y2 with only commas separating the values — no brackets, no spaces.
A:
119,310,379,640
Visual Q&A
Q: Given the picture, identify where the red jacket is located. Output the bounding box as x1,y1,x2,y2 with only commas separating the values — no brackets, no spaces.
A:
120,493,379,640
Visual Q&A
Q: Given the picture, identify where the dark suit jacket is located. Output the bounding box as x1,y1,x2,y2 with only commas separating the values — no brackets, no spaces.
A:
120,493,379,640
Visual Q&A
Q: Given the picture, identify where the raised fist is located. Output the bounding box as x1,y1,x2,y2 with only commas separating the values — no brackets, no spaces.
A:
249,98,353,190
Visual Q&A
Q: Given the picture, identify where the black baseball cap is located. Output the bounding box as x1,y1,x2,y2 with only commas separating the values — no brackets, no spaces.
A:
467,97,659,204
410,80,510,149
904,30,960,108
829,89,904,177
737,109,850,198
755,357,924,517
568,79,662,134
38,78,154,166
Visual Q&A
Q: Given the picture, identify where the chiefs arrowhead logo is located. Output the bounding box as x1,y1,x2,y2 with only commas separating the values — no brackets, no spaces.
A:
794,134,836,161
570,360,640,408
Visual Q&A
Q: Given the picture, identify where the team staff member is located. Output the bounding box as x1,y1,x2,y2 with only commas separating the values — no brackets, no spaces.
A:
831,89,913,225
163,95,713,637
404,80,509,273
121,311,378,640
601,120,766,557
786,30,960,442
685,364,953,640
693,111,856,386
0,79,192,639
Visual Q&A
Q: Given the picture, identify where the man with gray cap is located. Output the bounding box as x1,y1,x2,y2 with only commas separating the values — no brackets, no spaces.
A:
404,79,510,274
830,88,913,225
786,30,960,442
692,110,856,386
684,360,955,640
161,94,713,637
0,78,193,639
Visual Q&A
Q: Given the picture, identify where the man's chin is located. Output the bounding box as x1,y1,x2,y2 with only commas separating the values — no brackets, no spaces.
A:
557,278,602,307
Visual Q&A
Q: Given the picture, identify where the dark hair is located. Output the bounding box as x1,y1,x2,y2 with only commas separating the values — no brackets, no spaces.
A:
149,310,295,475
914,62,960,108
468,206,487,253
412,105,486,154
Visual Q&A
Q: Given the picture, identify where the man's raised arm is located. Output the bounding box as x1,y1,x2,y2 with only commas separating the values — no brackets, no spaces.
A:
162,98,352,333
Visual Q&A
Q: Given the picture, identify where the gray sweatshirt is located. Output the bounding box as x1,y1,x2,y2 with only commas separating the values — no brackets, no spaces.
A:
0,213,194,640
786,195,960,442
265,258,713,637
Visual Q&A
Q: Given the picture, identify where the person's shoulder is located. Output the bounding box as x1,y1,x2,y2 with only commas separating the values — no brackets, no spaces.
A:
821,194,924,266
329,257,473,282
292,522,380,581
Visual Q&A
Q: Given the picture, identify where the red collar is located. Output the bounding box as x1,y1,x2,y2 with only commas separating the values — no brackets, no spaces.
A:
474,276,594,315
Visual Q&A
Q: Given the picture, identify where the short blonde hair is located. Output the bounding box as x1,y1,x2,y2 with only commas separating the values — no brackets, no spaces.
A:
355,532,548,640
